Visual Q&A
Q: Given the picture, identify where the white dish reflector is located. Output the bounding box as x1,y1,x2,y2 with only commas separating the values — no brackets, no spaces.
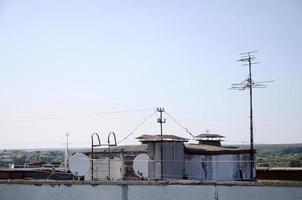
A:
133,153,149,178
69,153,90,176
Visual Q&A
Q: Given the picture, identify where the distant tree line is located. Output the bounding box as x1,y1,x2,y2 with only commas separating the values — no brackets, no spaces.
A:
255,144,302,168
0,150,64,168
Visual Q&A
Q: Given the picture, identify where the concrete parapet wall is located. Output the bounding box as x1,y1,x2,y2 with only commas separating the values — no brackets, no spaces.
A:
0,180,302,200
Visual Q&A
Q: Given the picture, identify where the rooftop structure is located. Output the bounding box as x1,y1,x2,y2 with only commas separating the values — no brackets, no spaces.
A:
73,145,147,155
194,133,225,139
67,133,255,181
194,132,225,146
136,134,188,143
184,143,252,155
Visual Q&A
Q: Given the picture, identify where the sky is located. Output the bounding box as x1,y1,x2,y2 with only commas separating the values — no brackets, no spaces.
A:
0,0,301,149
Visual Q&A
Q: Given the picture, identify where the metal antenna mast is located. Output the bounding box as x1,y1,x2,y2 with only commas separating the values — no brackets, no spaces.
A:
66,133,69,153
64,133,70,171
230,51,273,179
157,107,166,179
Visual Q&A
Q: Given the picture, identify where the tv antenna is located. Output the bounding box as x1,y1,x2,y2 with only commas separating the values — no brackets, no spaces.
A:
64,132,70,171
230,51,273,179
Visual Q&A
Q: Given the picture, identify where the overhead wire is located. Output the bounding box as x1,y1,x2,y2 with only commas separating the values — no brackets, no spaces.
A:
117,109,158,144
0,108,155,123
164,110,195,138
1,110,301,123
3,107,301,147
1,108,157,148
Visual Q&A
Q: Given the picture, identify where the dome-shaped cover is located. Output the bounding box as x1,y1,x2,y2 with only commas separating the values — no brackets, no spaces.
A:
69,153,90,176
133,153,149,178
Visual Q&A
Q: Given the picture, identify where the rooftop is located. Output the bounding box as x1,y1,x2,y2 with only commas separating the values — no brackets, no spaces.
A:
185,143,252,155
194,133,225,141
136,134,189,142
71,144,148,155
71,143,252,156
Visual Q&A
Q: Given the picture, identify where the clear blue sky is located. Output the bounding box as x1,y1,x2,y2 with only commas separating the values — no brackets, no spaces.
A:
0,0,301,148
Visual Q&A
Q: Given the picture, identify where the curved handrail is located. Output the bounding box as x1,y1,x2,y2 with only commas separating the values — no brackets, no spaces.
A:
91,132,102,180
107,131,117,180
107,131,117,146
91,132,101,147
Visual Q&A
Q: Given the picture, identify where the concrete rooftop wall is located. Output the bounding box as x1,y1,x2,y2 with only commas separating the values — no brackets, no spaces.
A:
0,181,302,200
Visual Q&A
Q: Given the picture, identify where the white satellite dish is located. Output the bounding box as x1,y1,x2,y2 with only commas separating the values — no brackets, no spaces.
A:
133,154,149,178
69,153,90,176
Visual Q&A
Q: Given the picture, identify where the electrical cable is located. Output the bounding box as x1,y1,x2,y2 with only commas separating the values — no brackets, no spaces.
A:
0,108,155,123
117,109,157,144
164,111,195,138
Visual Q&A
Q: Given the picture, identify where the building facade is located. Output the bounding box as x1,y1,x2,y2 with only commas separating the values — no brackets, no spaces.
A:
75,134,254,181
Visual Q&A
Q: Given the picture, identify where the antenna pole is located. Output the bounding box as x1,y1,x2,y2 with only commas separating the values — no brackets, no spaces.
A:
91,136,94,180
157,107,165,179
248,55,255,179
230,51,273,180
67,133,69,153
64,133,70,171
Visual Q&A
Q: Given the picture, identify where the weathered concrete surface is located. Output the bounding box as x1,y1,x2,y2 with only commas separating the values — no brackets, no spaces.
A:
128,185,214,200
0,180,302,200
0,184,122,200
218,185,302,200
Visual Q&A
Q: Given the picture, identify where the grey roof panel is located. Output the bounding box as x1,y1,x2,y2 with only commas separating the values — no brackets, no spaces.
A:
136,134,188,142
184,143,253,155
72,144,148,154
194,133,225,138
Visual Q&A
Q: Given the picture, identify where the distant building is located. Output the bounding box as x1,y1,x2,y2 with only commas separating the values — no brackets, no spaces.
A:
0,155,12,163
